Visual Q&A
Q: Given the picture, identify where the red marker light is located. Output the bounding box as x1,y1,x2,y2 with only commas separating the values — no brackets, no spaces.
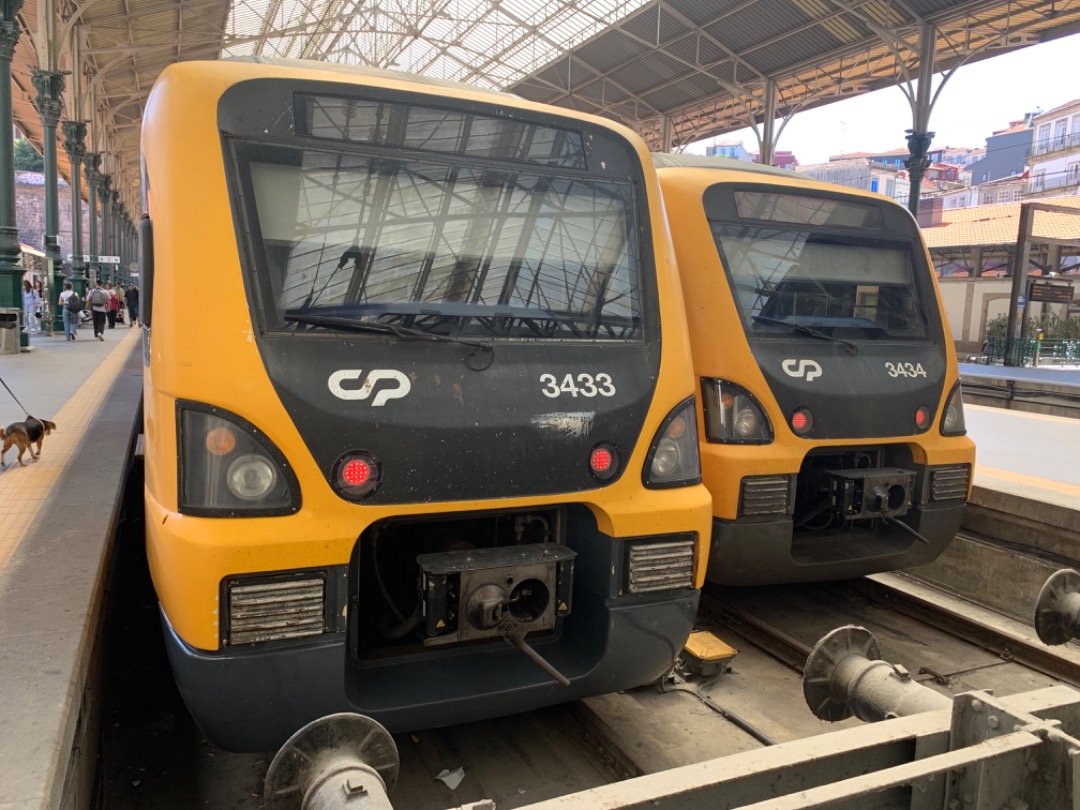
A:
790,408,813,436
342,458,371,486
591,447,612,473
335,451,380,497
915,406,931,430
589,444,618,480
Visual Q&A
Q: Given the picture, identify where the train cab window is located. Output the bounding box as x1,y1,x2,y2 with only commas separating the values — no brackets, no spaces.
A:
228,99,644,342
704,187,934,343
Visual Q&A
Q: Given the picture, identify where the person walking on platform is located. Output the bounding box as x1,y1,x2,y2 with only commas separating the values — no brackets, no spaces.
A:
124,284,139,327
89,281,108,341
33,280,45,331
59,281,80,341
105,283,120,329
22,279,40,334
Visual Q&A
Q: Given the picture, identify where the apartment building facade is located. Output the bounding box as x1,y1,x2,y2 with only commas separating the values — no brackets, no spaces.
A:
1027,99,1080,199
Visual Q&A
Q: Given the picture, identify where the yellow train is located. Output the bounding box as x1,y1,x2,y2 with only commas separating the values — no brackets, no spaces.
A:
654,154,975,585
138,58,711,751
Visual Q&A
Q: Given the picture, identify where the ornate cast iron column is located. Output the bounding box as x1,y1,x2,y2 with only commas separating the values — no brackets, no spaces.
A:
83,152,100,283
904,130,934,219
0,0,25,346
99,173,111,281
32,69,65,332
61,120,87,296
115,201,125,284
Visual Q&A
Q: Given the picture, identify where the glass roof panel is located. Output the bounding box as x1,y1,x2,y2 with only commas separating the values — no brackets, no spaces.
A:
224,0,651,89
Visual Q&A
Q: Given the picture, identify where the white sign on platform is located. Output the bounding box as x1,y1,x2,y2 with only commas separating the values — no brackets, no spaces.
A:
67,254,120,264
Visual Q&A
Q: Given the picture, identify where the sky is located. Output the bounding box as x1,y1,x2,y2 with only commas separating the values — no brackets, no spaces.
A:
687,32,1079,164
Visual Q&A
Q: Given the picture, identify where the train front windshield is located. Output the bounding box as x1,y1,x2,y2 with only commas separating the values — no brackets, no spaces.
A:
233,94,642,342
706,189,933,343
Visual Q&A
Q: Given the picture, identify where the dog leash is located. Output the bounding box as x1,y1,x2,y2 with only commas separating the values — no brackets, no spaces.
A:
0,374,31,418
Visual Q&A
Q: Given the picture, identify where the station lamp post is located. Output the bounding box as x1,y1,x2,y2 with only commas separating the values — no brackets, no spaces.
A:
0,0,25,347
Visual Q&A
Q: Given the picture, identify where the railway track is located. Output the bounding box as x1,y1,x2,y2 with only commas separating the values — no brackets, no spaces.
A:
702,573,1080,689
99,519,1080,809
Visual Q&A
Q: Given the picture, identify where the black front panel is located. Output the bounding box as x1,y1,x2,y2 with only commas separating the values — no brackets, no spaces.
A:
752,341,945,439
218,78,660,503
261,338,653,501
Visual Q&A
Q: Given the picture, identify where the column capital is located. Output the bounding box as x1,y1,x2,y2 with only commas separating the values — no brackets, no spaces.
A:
61,120,88,160
30,69,65,127
0,1,24,63
83,150,102,178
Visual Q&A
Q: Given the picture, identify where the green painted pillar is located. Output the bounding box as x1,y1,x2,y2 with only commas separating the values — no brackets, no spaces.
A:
62,120,87,298
113,201,124,285
83,152,100,283
0,1,25,348
32,69,65,334
904,129,935,220
99,174,111,282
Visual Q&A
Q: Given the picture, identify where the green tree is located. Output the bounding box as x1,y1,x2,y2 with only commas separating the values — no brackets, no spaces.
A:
985,312,1080,339
13,139,43,171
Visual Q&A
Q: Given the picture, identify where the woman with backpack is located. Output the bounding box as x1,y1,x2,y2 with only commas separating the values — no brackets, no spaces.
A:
88,281,108,340
59,281,81,340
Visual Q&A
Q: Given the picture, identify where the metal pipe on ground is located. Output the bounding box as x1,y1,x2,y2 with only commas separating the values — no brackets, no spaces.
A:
264,713,400,810
802,625,952,722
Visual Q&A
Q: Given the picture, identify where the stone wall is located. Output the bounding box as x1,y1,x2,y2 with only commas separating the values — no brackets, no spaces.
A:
15,170,90,260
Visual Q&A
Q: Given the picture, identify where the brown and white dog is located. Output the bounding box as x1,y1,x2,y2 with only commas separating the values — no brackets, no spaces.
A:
0,416,57,468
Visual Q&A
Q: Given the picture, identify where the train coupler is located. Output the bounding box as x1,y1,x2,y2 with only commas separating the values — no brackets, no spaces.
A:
417,543,575,645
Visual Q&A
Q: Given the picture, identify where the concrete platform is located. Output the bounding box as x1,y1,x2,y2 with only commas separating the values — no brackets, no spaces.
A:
959,361,1080,419
0,326,142,810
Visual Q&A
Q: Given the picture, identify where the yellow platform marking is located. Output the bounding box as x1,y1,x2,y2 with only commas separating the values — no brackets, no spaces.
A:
967,403,1079,426
0,330,139,574
975,464,1080,502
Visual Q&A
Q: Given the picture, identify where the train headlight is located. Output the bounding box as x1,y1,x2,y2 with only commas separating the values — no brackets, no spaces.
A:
701,379,773,443
734,407,760,437
178,402,300,516
651,438,681,477
226,454,279,500
941,381,967,436
643,398,701,488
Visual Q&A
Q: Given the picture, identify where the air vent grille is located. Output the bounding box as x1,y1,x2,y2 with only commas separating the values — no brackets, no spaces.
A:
227,576,325,645
628,538,695,593
931,465,970,501
740,475,795,516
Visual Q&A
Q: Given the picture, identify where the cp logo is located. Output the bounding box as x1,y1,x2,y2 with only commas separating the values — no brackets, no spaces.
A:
781,359,823,382
328,369,411,406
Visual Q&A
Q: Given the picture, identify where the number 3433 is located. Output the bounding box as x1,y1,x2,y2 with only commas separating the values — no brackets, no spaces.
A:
540,372,616,398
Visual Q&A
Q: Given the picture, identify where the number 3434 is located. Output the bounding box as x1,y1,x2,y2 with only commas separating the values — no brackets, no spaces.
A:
540,372,616,398
885,362,927,378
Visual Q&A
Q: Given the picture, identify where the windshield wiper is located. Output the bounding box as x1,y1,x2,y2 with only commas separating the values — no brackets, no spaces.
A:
283,311,493,353
753,315,859,355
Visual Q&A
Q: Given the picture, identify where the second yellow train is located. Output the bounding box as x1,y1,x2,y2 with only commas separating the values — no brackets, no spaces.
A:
654,154,975,585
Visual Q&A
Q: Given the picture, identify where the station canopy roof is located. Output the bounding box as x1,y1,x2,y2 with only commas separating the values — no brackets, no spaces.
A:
11,0,1080,213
